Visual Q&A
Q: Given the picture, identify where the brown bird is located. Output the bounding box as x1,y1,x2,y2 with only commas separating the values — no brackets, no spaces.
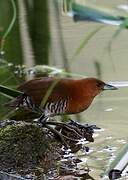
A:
8,77,117,123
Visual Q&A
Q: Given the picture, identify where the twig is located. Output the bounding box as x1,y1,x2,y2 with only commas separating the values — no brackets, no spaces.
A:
47,121,83,138
45,124,69,149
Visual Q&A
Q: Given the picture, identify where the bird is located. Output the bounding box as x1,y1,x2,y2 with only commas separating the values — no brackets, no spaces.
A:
7,77,117,124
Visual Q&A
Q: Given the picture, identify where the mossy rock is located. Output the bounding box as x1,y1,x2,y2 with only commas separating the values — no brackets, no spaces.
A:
0,122,60,173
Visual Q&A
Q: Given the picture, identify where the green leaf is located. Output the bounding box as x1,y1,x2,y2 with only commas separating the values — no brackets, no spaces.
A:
0,85,23,99
71,3,125,25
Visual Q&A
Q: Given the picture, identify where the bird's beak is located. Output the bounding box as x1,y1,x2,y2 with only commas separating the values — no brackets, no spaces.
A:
103,84,118,90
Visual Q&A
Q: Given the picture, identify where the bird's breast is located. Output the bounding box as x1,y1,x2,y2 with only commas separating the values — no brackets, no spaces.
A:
66,95,93,114
63,85,93,114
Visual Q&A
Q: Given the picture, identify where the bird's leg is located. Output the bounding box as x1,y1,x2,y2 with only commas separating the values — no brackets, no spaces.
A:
16,94,51,126
35,111,71,148
37,110,50,126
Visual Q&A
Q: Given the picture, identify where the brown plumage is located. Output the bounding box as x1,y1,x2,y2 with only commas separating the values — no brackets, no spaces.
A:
7,77,117,118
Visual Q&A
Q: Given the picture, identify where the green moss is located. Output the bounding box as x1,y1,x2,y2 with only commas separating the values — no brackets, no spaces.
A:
0,123,49,171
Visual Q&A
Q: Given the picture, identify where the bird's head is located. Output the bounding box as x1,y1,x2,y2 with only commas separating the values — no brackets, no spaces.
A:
84,78,118,97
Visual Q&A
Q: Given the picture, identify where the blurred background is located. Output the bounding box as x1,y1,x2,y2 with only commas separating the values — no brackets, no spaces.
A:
0,0,128,179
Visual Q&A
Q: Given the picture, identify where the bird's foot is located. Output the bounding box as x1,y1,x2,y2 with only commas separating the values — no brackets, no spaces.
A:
35,113,49,127
44,124,69,149
33,114,69,148
47,120,97,143
34,119,97,151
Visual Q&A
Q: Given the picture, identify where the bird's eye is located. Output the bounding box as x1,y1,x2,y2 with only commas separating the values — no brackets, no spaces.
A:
96,82,102,88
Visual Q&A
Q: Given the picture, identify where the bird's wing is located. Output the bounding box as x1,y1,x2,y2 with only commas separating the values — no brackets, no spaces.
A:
17,78,72,107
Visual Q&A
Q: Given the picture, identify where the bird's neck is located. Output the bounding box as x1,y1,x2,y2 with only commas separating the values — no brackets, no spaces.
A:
68,79,96,113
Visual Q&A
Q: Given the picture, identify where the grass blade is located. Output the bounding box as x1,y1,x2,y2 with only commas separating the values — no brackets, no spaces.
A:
0,85,23,99
40,78,60,108
70,25,104,61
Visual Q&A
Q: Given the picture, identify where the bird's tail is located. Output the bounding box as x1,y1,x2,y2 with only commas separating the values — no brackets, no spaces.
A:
5,96,22,108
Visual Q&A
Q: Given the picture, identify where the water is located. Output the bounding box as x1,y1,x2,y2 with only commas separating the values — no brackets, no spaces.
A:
79,86,128,179
52,1,128,177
